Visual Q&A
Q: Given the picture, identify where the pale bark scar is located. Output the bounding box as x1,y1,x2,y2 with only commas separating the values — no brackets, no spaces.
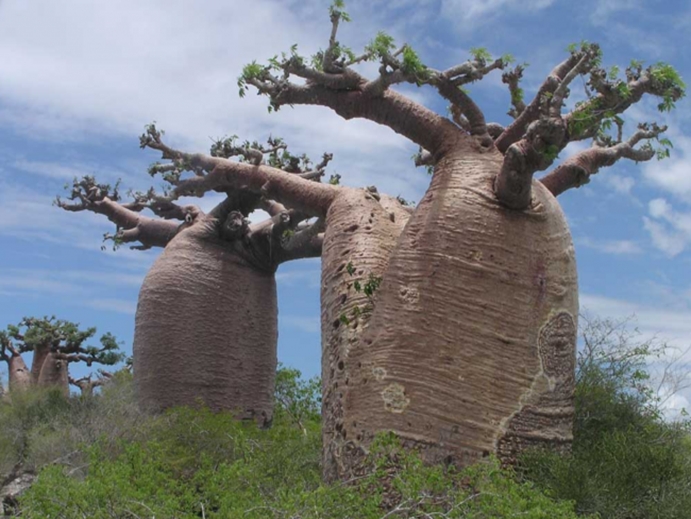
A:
372,366,387,381
381,383,410,413
495,310,576,464
398,286,420,306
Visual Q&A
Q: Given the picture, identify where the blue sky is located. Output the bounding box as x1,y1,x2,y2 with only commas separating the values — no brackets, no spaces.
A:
1,0,690,412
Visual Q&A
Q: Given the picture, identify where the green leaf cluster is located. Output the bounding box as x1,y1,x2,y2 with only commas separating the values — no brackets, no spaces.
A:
469,46,492,64
649,62,686,112
365,31,396,60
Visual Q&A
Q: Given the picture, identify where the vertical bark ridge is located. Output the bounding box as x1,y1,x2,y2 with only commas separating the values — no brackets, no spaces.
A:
325,148,578,478
320,189,411,482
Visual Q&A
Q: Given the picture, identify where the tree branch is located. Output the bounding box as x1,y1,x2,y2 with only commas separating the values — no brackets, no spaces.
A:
564,63,685,142
268,81,460,157
502,65,527,119
495,50,591,153
142,125,339,216
540,123,666,196
56,183,180,250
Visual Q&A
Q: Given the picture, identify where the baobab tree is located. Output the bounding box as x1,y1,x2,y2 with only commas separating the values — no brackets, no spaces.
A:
0,317,123,396
57,137,327,423
69,369,114,397
134,1,684,481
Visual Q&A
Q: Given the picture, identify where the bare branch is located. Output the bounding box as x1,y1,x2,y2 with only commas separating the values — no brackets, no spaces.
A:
266,80,460,156
495,50,590,152
502,65,527,119
142,125,340,216
56,177,180,250
431,78,493,146
486,122,505,139
540,123,667,196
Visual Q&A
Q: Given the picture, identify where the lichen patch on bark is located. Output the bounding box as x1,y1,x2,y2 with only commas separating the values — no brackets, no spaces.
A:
372,366,387,381
381,383,410,413
398,286,420,306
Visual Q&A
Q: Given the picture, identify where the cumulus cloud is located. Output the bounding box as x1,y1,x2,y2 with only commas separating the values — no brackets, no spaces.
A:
643,198,691,256
643,133,691,203
603,174,636,196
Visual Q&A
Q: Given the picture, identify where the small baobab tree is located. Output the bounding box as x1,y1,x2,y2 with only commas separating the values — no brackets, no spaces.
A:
57,137,328,423
0,317,124,397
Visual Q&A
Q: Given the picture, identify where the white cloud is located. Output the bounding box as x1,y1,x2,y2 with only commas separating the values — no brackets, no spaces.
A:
603,174,636,196
88,298,137,315
643,198,691,256
276,268,322,290
577,237,642,255
0,268,144,294
0,0,413,162
642,127,691,204
643,217,686,256
580,293,691,349
590,0,643,25
649,198,673,219
440,0,554,23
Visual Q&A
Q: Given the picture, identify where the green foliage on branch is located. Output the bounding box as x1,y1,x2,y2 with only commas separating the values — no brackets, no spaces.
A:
365,31,396,60
1,317,124,368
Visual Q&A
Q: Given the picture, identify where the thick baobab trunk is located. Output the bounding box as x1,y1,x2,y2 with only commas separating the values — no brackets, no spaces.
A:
36,353,70,396
8,355,31,392
320,189,411,481
29,346,50,385
134,220,278,424
323,148,578,480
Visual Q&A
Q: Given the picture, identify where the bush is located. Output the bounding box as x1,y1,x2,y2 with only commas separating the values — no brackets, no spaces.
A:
19,420,582,518
0,369,149,478
520,316,691,518
7,367,582,518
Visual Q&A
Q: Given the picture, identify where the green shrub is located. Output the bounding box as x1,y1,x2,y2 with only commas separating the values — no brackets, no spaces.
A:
520,316,691,518
0,369,150,477
8,367,582,518
19,421,582,518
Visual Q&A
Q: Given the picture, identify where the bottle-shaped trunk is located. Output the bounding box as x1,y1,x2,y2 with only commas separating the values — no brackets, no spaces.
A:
133,228,278,424
36,352,70,396
324,149,578,480
320,189,411,481
8,355,31,392
29,345,51,385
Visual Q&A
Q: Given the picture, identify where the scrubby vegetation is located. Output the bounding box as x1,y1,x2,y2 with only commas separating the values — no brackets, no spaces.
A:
1,318,690,518
520,316,691,518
